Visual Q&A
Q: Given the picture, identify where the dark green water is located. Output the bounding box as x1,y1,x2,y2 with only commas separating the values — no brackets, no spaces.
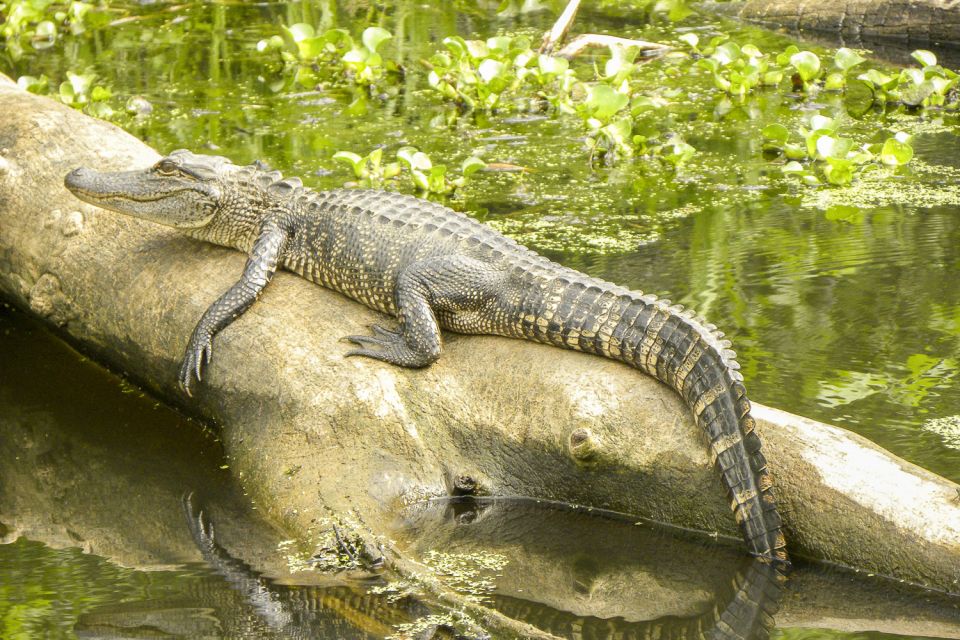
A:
2,0,960,637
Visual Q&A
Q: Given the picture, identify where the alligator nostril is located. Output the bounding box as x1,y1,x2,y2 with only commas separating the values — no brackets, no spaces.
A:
64,168,86,190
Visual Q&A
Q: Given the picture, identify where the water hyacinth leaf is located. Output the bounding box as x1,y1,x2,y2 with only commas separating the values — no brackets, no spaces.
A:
90,85,111,101
16,75,48,93
763,69,784,85
283,23,315,43
785,143,807,160
912,49,937,68
782,160,806,174
900,80,935,106
362,27,392,53
713,41,741,66
34,20,57,41
762,123,789,144
858,69,894,88
824,157,855,185
537,54,568,76
809,114,835,132
662,140,695,167
790,51,821,82
584,84,629,121
478,58,506,84
678,33,699,49
461,156,486,177
880,136,914,165
465,39,490,60
411,169,430,192
834,47,866,71
442,36,468,58
67,71,95,97
297,36,326,60
844,79,875,116
815,135,839,159
428,165,448,193
486,36,513,54
824,72,846,91
741,43,762,58
902,67,925,86
398,147,433,171
776,45,800,67
332,151,365,177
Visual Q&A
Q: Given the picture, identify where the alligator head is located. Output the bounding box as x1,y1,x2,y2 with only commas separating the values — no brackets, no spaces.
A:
64,150,229,228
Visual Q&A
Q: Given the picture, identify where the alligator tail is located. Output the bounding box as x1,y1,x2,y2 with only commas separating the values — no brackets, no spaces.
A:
523,279,789,568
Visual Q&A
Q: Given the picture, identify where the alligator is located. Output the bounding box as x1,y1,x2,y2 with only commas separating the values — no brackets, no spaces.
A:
63,151,790,586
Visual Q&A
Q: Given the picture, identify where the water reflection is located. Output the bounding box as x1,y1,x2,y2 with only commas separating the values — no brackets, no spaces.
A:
395,498,785,640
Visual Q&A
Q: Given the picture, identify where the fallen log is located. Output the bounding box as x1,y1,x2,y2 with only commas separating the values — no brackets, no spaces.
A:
1,74,958,600
706,0,960,50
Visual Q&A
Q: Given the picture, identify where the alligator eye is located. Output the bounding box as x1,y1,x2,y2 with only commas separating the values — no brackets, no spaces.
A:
155,159,179,175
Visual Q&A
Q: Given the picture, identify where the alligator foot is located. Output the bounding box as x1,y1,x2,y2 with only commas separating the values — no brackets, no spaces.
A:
343,323,438,368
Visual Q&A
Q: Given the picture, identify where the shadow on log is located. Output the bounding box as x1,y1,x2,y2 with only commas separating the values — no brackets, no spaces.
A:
1,72,959,617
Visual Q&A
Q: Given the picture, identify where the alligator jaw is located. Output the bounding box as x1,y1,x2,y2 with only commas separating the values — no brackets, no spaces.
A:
64,165,220,229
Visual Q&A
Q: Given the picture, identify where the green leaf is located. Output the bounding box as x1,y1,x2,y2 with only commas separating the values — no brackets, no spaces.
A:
90,85,111,101
34,20,57,40
461,156,486,177
761,123,789,144
297,36,326,60
782,160,805,174
442,36,468,59
824,157,854,185
678,33,699,49
411,169,430,191
16,74,48,93
809,114,835,132
824,72,846,91
486,36,513,54
362,26,392,53
790,51,821,83
583,84,629,122
713,41,741,66
880,136,914,165
900,80,935,106
465,39,490,60
834,47,866,71
332,151,365,177
911,49,937,68
428,165,449,193
537,54,568,77
283,23,315,43
398,146,433,171
478,58,506,83
775,45,800,67
857,69,894,88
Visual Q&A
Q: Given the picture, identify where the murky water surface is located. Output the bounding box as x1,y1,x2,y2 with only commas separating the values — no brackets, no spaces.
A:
2,0,960,637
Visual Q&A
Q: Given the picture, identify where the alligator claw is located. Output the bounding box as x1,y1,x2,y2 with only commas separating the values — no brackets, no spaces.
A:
178,332,214,397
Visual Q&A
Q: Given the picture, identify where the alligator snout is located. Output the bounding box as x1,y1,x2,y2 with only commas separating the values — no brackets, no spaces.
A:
64,167,94,193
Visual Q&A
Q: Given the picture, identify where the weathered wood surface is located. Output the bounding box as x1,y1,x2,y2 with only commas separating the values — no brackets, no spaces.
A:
706,0,960,49
1,75,959,598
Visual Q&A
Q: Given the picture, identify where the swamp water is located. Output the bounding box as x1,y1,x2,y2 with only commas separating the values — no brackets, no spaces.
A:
1,0,959,637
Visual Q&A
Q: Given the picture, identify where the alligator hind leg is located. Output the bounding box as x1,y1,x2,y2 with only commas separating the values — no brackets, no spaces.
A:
344,254,503,368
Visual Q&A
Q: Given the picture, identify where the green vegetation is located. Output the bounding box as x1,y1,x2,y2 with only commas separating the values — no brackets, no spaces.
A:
334,146,486,193
259,24,401,90
762,114,913,186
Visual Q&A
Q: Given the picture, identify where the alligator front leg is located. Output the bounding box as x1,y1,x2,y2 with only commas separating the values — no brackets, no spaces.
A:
345,255,503,368
180,222,288,395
